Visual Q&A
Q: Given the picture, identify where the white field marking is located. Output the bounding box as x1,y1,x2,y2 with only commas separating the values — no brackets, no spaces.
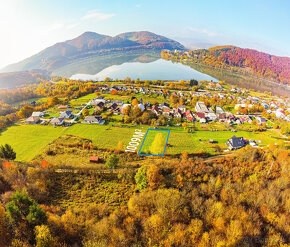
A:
125,129,145,152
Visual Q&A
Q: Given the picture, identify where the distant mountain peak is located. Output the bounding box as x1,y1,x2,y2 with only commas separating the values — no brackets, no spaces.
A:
1,31,185,73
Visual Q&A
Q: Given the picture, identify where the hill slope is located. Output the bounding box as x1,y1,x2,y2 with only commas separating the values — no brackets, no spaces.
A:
185,46,290,84
0,69,50,89
1,31,185,73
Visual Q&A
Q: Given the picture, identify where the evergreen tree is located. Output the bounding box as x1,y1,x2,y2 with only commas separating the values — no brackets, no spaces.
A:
0,144,16,160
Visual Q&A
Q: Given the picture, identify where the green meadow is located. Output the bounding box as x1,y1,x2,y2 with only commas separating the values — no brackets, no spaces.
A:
139,130,170,155
0,123,279,162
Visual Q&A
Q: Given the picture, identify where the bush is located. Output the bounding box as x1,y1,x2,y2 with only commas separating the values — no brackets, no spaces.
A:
104,154,119,169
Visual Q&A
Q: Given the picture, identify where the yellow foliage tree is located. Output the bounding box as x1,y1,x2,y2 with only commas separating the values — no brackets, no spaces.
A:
149,133,166,155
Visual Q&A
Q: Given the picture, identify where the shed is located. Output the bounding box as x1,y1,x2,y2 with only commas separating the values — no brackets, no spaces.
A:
89,156,99,163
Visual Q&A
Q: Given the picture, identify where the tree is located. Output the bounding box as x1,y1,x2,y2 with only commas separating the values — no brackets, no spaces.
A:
105,154,119,169
146,165,163,190
149,133,166,155
135,166,147,191
0,144,16,160
82,108,89,117
6,191,46,227
117,141,123,151
190,79,198,86
132,98,138,106
35,225,54,247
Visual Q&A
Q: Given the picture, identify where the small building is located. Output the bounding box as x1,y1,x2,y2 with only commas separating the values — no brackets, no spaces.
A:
226,136,246,150
58,105,69,109
26,116,40,125
255,116,267,125
60,111,74,119
50,117,65,126
184,110,195,122
89,156,99,163
84,116,105,124
32,111,44,117
178,105,186,113
195,101,209,113
174,108,183,118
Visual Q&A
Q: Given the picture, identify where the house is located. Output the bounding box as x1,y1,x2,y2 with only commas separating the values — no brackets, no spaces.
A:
199,118,207,123
195,101,209,113
58,105,69,109
95,101,105,109
32,111,44,117
159,103,170,108
174,108,183,118
194,112,206,120
275,109,286,118
184,110,195,122
121,104,131,114
162,107,171,117
152,105,159,115
207,113,217,121
90,98,106,105
256,116,266,125
178,105,186,113
217,113,227,122
215,106,224,114
108,103,118,110
26,116,40,125
60,111,74,119
139,87,146,94
226,136,246,150
137,103,145,112
90,156,99,163
50,117,64,126
239,115,252,124
111,100,124,106
84,116,105,124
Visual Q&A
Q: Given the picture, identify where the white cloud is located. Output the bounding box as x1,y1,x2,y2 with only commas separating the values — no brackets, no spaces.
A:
136,4,141,8
81,10,115,21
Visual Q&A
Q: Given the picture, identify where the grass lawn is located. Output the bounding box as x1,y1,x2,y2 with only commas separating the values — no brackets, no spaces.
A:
69,93,96,107
0,123,280,162
139,129,170,155
0,125,66,161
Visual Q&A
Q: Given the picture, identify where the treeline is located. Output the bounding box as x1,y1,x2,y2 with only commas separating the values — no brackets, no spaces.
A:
162,46,290,84
0,144,288,246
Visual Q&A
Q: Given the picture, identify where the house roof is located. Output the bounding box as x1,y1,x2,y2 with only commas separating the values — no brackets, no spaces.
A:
50,117,64,123
32,112,43,117
26,116,40,122
228,136,245,148
85,116,100,122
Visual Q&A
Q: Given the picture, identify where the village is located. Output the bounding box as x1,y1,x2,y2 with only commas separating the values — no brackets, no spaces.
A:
23,79,290,152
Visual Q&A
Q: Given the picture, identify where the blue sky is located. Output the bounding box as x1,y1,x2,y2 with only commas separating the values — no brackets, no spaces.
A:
0,0,289,68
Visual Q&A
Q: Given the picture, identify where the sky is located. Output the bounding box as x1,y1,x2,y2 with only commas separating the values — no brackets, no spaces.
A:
0,0,289,69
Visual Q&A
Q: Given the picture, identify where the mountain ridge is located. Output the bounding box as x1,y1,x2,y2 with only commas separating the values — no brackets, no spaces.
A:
1,31,185,73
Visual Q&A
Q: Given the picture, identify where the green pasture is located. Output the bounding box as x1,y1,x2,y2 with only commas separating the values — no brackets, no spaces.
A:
0,123,281,162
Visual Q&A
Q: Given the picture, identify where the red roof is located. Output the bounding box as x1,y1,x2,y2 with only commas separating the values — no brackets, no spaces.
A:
194,112,205,118
89,156,99,162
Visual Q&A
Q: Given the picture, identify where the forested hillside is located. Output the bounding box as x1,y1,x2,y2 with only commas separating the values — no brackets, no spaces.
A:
162,46,290,84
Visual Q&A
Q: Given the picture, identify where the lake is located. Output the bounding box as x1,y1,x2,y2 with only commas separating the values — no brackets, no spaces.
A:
70,59,218,81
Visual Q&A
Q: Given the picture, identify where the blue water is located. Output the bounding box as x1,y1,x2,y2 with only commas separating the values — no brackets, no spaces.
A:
70,59,218,81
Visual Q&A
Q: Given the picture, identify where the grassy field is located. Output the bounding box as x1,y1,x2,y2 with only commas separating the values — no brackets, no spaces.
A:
0,124,147,161
139,129,170,155
0,125,66,161
69,93,96,107
0,123,281,162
